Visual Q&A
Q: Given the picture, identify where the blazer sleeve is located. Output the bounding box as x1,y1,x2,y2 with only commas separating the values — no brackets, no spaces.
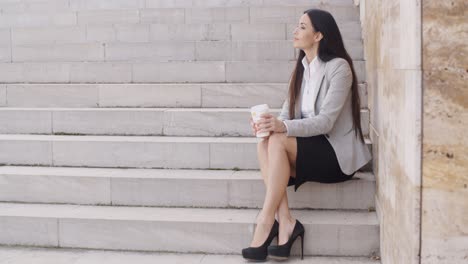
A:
282,59,352,137
277,77,293,121
277,97,290,121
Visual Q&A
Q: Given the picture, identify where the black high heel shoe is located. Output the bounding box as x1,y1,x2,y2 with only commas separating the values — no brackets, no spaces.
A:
242,219,279,262
267,219,305,260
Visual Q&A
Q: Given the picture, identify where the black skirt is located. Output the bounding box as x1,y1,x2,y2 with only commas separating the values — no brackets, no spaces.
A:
287,134,356,192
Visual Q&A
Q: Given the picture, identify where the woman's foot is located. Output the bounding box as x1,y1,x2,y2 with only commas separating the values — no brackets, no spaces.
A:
278,217,297,245
250,213,276,247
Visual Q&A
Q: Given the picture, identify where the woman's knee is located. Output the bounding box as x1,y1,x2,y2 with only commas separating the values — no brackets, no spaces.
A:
267,133,286,150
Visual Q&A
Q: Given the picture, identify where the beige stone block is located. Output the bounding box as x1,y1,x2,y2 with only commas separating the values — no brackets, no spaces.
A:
86,26,116,42
263,0,354,6
422,0,467,70
185,7,249,24
146,0,193,8
52,137,210,169
115,24,150,43
421,188,468,263
77,10,139,25
0,63,71,83
70,0,145,10
70,62,132,83
98,84,201,108
338,225,380,255
59,218,247,253
0,217,58,246
210,140,258,169
201,83,288,108
112,172,231,207
195,41,231,61
150,24,230,41
0,46,11,62
0,247,208,264
132,61,225,82
226,61,294,82
231,24,286,40
11,26,86,45
0,29,11,62
0,29,10,45
12,43,104,62
6,84,99,107
231,40,294,61
0,109,52,134
0,135,52,165
140,8,185,24
399,0,421,70
0,0,70,13
0,172,111,205
0,12,76,28
249,7,297,24
191,0,263,7
53,109,165,135
105,42,194,62
0,84,6,106
163,109,251,137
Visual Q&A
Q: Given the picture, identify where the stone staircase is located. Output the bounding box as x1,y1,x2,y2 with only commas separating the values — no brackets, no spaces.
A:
0,0,380,262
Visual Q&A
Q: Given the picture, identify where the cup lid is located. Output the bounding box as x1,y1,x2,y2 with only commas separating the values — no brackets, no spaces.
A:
250,104,269,111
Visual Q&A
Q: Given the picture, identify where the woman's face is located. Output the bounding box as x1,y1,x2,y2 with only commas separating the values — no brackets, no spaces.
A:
292,13,322,50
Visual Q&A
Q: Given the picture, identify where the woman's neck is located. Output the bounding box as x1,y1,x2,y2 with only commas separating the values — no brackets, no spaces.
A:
303,46,318,64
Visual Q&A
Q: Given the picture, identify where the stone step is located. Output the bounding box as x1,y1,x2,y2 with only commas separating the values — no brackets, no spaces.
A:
10,39,363,62
0,5,359,25
0,60,366,83
0,107,370,137
0,246,381,263
0,202,380,256
0,0,356,12
9,22,361,44
0,134,371,170
0,166,376,210
1,83,368,108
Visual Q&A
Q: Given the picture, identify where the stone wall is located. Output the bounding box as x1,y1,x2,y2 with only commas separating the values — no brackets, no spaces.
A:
359,0,422,263
421,0,468,263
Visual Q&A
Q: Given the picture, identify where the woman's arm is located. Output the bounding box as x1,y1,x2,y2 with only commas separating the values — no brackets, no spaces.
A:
277,98,290,121
282,59,352,137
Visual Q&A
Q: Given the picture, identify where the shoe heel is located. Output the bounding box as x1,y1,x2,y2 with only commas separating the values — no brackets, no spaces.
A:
300,233,304,260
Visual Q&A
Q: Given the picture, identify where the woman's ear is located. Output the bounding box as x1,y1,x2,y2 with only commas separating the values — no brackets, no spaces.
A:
315,32,323,42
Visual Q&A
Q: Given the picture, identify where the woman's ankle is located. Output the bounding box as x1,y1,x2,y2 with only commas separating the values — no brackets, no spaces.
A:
278,215,295,225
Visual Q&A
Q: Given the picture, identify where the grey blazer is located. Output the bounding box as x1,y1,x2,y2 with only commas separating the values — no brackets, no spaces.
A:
278,57,371,175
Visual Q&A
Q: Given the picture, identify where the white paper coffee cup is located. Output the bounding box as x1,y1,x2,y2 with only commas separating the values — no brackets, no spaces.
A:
250,104,270,138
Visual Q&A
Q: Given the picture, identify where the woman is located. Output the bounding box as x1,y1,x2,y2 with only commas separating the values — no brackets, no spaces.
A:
242,9,372,261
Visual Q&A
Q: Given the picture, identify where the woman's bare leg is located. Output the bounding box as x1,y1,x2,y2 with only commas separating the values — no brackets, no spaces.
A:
250,135,297,246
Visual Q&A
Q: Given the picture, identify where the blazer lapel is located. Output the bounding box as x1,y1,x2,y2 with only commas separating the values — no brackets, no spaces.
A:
311,61,326,115
295,87,302,119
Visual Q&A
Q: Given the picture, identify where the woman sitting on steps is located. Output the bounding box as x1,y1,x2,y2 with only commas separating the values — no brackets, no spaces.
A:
242,8,372,262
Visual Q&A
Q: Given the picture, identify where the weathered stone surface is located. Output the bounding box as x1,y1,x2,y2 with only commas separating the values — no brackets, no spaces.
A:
421,1,468,263
360,0,422,263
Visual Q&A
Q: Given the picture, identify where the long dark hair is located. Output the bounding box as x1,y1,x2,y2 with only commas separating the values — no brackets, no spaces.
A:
288,9,364,143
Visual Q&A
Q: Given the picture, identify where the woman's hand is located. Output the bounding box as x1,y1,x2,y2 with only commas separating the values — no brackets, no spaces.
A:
249,116,258,136
256,113,287,134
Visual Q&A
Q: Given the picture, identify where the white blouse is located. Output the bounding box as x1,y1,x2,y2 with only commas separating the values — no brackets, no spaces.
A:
300,55,321,118
282,55,322,133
